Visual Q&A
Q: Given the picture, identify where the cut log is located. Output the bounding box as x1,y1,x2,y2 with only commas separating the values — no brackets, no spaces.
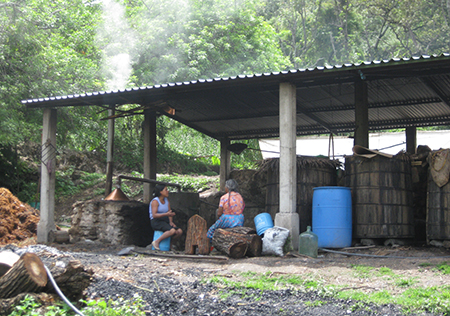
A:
45,260,94,301
0,253,47,299
185,215,210,255
54,230,70,244
215,227,262,257
212,228,248,258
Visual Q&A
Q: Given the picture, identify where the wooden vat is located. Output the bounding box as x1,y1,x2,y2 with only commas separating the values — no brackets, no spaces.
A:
345,155,414,239
263,156,339,234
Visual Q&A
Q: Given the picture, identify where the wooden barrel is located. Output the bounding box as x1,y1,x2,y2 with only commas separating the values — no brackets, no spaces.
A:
426,171,450,242
345,155,414,239
262,156,339,234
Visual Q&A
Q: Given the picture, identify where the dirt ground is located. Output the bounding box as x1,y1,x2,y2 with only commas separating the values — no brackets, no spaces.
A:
0,237,447,315
51,240,450,297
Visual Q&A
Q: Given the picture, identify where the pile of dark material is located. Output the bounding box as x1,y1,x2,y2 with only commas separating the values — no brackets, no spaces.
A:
87,276,414,316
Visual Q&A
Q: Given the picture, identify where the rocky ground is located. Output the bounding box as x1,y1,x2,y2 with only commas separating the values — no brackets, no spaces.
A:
4,241,449,316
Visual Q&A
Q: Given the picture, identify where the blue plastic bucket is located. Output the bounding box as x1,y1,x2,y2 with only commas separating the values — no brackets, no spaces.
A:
152,230,171,251
254,213,274,236
312,187,352,248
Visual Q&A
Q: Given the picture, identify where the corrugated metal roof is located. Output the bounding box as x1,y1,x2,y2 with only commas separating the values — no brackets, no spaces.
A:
23,53,450,140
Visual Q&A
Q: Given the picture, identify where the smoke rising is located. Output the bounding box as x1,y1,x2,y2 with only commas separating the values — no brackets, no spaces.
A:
97,0,136,91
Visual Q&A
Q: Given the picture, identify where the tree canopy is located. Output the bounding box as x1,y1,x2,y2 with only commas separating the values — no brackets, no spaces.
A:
0,0,449,192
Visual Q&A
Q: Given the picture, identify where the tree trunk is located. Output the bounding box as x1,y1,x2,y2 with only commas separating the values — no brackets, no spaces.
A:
0,253,47,299
222,227,262,257
212,228,248,258
212,228,249,258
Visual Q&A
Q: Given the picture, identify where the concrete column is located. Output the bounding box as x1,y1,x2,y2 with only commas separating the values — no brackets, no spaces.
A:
275,82,299,250
37,108,57,243
143,110,157,202
220,139,231,191
406,127,417,154
354,79,369,148
105,105,115,196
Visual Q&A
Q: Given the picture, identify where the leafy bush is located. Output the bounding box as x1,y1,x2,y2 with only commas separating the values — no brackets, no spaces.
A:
10,295,146,316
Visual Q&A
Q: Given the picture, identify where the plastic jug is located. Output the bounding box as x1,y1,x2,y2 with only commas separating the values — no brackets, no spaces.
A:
299,226,318,258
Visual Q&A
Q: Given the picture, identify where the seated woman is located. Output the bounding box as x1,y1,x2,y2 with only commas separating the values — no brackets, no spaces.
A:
207,179,245,240
149,184,183,250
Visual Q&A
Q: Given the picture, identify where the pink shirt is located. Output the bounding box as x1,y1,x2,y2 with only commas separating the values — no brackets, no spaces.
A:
219,192,244,215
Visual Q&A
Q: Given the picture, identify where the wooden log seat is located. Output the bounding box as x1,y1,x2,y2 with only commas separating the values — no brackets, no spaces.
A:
212,227,262,258
185,215,210,255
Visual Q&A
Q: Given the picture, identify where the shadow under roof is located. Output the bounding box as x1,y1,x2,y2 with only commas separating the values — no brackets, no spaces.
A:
23,54,450,140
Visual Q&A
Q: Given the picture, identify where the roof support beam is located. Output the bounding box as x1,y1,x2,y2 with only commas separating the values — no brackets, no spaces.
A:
220,139,231,191
421,77,450,109
143,110,157,203
105,105,115,196
406,127,417,154
275,82,299,251
38,108,57,243
354,78,369,148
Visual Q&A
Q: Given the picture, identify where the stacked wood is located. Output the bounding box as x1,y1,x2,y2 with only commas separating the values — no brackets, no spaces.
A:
185,215,210,255
0,253,47,299
212,227,262,258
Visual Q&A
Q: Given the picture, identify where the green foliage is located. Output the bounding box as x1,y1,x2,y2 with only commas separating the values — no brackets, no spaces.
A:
2,0,450,194
81,295,146,315
0,144,38,203
435,262,450,275
157,174,219,192
9,295,146,316
55,169,105,199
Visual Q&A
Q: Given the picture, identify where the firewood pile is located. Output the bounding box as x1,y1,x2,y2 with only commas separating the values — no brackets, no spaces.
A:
0,188,39,245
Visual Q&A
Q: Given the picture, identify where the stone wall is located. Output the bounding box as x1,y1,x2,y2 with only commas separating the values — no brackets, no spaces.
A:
69,200,153,247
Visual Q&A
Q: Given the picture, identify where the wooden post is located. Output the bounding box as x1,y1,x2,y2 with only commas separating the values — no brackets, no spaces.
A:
354,78,369,148
38,108,57,243
144,110,157,202
105,104,115,196
220,138,231,191
406,127,417,154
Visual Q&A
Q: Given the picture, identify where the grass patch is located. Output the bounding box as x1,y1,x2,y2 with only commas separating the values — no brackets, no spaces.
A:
435,262,450,275
204,268,450,315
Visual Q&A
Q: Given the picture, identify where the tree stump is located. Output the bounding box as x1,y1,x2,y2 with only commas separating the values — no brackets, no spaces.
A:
223,227,262,257
185,215,210,255
212,228,248,258
0,253,47,299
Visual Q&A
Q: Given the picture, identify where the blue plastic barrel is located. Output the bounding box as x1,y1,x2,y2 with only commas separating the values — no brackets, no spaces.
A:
152,230,171,251
312,187,352,248
254,213,274,236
